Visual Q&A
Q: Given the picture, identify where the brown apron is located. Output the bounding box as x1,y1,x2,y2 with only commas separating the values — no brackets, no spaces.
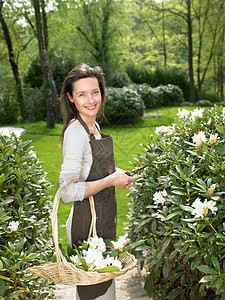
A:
71,115,117,299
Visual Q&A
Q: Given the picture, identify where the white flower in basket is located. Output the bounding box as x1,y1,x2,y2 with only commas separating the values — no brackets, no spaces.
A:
27,178,140,286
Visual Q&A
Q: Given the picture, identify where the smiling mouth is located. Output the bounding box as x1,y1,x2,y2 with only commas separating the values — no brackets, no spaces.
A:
85,104,97,110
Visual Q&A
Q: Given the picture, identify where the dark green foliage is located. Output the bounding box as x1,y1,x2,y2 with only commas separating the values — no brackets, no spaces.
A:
196,99,214,107
0,133,54,299
107,72,130,88
126,64,192,102
127,105,225,299
154,84,184,107
23,85,46,121
23,58,43,89
128,84,158,108
51,58,75,94
0,95,20,124
128,83,184,108
199,90,220,103
101,86,145,125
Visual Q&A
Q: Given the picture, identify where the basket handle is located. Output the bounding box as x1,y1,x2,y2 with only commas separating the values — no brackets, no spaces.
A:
51,178,97,264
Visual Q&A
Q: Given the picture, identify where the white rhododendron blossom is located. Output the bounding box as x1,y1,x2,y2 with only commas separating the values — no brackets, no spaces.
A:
177,108,190,120
192,131,206,147
70,235,127,271
8,221,20,233
209,133,218,146
153,189,167,205
0,128,23,137
190,108,204,121
70,254,81,265
13,130,21,138
28,150,37,158
191,198,217,218
112,233,129,251
155,125,175,135
0,128,11,137
87,236,106,252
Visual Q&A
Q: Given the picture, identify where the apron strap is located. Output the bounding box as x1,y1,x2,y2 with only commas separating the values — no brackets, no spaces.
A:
77,114,90,135
88,195,97,238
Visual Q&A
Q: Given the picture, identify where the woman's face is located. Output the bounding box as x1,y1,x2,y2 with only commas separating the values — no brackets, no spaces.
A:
67,77,101,122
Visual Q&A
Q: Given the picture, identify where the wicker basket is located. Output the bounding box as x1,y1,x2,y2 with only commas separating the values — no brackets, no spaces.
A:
27,178,137,286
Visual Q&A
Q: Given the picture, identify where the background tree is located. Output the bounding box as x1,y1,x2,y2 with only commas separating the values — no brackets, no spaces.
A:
193,0,224,99
32,0,57,128
0,0,26,119
73,0,129,79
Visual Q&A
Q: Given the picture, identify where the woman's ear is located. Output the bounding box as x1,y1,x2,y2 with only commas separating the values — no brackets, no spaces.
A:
67,92,74,103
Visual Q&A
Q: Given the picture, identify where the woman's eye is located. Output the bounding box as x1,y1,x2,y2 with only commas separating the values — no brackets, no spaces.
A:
93,90,99,95
79,93,86,97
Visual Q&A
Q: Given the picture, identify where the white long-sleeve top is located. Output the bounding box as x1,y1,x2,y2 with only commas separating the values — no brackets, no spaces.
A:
59,118,93,203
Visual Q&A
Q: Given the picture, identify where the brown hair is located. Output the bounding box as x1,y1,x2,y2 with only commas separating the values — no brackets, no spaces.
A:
60,63,106,139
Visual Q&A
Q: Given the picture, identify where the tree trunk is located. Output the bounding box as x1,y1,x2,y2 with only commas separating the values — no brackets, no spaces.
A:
162,1,167,68
0,0,26,119
218,28,224,102
33,0,56,128
187,0,195,103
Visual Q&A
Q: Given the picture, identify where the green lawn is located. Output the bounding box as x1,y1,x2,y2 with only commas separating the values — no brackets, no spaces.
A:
20,106,197,248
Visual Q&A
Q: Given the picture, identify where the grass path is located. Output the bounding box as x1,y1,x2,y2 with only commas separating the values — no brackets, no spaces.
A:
20,106,197,247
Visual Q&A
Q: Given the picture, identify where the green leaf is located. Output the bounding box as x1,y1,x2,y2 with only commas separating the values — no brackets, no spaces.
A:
0,173,5,186
96,265,120,273
216,124,225,136
161,237,172,252
222,261,225,275
175,165,183,174
151,219,157,234
0,279,6,297
169,248,178,260
6,290,24,299
199,275,219,283
163,260,171,280
111,249,119,257
67,244,76,257
212,256,220,272
165,211,182,220
35,293,50,300
197,265,218,275
179,204,193,212
119,252,127,258
78,255,88,271
216,284,225,295
104,239,114,248
196,179,206,187
191,256,202,270
190,283,201,300
144,274,154,296
15,237,26,252
124,239,144,251
171,190,186,195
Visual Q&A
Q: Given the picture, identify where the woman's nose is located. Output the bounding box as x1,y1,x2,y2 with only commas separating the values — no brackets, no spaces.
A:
87,94,94,103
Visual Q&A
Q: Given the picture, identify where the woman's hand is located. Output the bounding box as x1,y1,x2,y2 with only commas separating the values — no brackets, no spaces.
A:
110,169,135,189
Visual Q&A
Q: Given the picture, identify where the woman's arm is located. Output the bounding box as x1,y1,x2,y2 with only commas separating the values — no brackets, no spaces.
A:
84,169,134,198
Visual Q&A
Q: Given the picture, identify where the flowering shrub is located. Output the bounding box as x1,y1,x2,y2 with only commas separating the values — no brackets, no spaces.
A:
127,83,184,109
101,86,145,125
0,131,54,299
127,105,225,299
61,234,142,273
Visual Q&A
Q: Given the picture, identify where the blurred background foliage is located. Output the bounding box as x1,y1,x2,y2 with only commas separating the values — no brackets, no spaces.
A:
0,0,224,126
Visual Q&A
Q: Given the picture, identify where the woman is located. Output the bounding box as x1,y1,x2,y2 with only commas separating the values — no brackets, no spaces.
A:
59,63,134,299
